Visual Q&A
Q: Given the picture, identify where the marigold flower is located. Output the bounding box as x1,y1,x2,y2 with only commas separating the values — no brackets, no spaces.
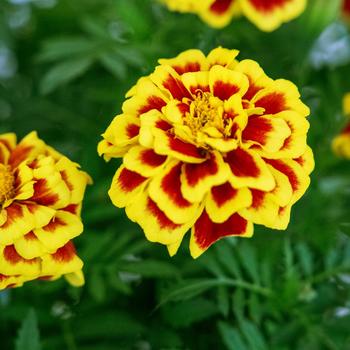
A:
0,132,90,289
160,0,307,31
332,93,350,159
99,47,314,258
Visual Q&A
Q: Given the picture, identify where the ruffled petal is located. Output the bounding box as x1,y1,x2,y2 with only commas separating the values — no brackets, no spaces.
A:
180,151,230,202
159,49,209,75
123,145,168,177
209,65,249,100
108,166,148,208
33,211,83,252
206,182,252,223
190,210,253,258
148,160,200,224
225,148,275,191
125,190,196,244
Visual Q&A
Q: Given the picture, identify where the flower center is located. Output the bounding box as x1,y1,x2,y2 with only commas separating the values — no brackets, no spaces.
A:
184,92,233,138
0,164,15,204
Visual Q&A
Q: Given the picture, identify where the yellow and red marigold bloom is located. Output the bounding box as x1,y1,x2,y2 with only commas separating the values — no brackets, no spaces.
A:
160,0,307,31
332,93,350,159
0,132,91,290
99,47,314,258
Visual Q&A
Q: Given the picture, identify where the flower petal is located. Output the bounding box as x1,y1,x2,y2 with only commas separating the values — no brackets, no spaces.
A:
207,47,240,68
209,65,249,100
149,161,200,224
190,210,253,258
123,145,168,177
33,211,83,252
225,148,275,191
206,182,252,223
180,151,230,202
108,166,148,208
158,49,209,75
125,190,195,244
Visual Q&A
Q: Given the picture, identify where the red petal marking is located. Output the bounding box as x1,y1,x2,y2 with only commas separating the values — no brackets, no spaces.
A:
265,159,299,192
341,123,350,135
4,245,36,264
244,77,264,101
211,182,238,207
168,135,206,159
226,148,260,178
147,197,181,229
140,149,167,167
52,241,76,262
138,96,167,115
60,170,74,191
24,232,37,240
163,74,191,100
344,0,350,15
189,84,210,95
161,163,192,208
62,204,79,215
213,81,239,101
31,179,59,206
126,124,140,138
248,0,291,12
119,168,147,192
178,102,190,115
156,120,172,131
242,117,273,145
210,0,234,14
172,62,201,75
251,189,266,209
1,204,24,228
183,154,218,187
9,145,33,169
194,211,248,250
44,217,65,232
255,92,286,115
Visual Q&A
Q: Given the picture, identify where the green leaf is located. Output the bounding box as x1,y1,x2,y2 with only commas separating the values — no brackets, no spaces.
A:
99,53,127,79
295,243,313,277
237,243,260,283
218,321,247,350
239,319,268,350
15,309,41,350
88,268,106,303
217,286,230,318
163,298,218,328
37,37,98,62
40,57,94,94
215,242,242,279
119,260,179,278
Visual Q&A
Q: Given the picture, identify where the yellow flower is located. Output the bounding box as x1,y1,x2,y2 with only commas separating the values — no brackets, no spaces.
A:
332,93,350,159
99,47,314,258
160,0,307,31
0,132,91,290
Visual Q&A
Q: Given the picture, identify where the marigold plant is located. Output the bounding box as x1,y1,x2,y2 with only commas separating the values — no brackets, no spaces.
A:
0,132,90,289
98,47,314,258
160,0,307,31
332,93,350,159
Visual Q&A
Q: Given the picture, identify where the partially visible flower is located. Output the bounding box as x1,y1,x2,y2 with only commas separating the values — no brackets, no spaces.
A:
332,93,350,159
99,47,314,258
160,0,307,31
0,132,91,290
343,0,350,20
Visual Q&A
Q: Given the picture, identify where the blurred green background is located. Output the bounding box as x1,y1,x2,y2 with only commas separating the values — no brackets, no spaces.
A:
1,0,350,349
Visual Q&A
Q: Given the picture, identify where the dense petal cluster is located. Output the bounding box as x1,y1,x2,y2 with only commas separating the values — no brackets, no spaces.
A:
99,47,314,258
332,93,350,159
160,0,307,31
0,132,90,289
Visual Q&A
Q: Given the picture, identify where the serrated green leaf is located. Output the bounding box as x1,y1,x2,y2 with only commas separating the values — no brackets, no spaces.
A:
99,53,127,79
218,321,247,350
119,260,179,278
217,286,230,318
15,309,41,350
239,319,268,350
237,243,260,283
